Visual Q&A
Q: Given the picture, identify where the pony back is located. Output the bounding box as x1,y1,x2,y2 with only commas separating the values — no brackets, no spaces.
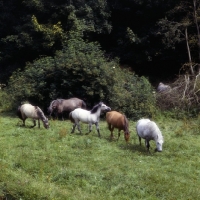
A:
82,100,87,109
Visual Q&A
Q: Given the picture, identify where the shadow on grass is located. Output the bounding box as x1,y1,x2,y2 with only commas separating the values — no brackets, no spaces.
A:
117,142,158,156
15,124,36,129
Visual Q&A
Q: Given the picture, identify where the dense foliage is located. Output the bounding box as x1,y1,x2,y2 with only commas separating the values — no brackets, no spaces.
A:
1,0,200,82
1,0,200,116
6,35,155,119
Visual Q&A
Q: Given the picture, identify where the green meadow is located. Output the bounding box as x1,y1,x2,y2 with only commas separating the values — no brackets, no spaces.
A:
0,112,200,200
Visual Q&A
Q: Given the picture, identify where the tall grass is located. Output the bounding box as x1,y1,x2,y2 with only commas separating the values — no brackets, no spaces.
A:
0,112,200,199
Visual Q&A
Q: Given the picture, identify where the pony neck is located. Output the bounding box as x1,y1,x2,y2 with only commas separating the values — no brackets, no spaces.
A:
156,131,163,142
123,115,129,134
90,103,101,114
36,107,46,121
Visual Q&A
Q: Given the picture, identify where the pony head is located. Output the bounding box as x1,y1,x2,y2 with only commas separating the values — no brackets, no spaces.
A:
124,132,130,142
47,100,58,115
43,118,49,129
100,102,111,112
155,136,164,152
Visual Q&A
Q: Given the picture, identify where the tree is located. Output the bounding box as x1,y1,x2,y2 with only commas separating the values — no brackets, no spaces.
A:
0,0,112,83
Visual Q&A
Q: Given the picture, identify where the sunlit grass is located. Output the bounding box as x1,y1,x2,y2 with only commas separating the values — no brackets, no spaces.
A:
0,113,200,199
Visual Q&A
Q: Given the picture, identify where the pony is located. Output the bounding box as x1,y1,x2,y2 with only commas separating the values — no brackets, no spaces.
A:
157,82,171,93
136,118,164,152
69,102,111,137
47,97,87,120
17,103,49,129
106,111,130,142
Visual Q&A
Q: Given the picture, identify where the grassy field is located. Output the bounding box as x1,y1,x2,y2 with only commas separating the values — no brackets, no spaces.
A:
0,112,200,200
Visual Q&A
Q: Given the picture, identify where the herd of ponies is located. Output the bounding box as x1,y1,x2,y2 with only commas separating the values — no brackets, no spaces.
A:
17,97,164,153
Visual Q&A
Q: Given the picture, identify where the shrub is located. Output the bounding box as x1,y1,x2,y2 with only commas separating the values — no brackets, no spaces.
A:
0,90,13,112
6,37,156,119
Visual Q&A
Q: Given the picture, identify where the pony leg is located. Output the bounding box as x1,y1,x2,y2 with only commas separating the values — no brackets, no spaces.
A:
117,130,121,141
95,122,101,137
139,137,141,145
108,124,113,139
32,119,36,128
71,123,77,133
88,123,92,133
77,122,82,134
22,119,26,126
38,119,40,128
145,140,150,152
108,124,115,140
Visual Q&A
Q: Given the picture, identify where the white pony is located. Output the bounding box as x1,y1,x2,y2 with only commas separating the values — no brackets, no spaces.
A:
69,102,111,137
157,82,171,93
136,118,164,152
17,103,49,129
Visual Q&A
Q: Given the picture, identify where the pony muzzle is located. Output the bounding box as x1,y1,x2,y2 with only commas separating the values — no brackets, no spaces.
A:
106,107,111,111
155,148,162,152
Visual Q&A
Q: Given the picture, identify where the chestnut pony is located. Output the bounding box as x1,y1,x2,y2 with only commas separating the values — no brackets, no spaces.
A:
106,111,130,142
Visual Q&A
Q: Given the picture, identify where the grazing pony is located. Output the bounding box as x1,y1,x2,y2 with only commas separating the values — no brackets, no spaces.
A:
106,111,130,142
47,98,86,120
69,102,111,137
17,103,49,129
136,119,164,152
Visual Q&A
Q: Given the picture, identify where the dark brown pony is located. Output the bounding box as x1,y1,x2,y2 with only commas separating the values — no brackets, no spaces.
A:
47,97,86,120
106,111,130,142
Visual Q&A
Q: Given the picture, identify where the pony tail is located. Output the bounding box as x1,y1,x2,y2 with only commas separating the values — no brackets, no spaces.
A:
17,106,23,120
69,112,75,123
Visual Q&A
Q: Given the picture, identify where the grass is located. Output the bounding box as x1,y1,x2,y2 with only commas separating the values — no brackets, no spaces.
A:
0,112,200,199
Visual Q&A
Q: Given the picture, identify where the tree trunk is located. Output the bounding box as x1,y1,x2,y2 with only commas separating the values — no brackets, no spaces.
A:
185,27,194,75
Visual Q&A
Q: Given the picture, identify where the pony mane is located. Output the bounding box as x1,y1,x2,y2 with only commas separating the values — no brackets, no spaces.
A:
153,123,163,142
36,106,47,121
51,99,63,108
48,100,56,109
157,132,164,142
90,102,102,114
50,100,56,107
123,115,129,134
57,99,64,103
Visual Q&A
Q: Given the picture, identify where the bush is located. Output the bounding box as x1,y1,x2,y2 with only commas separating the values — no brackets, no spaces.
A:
0,90,13,112
6,37,156,119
